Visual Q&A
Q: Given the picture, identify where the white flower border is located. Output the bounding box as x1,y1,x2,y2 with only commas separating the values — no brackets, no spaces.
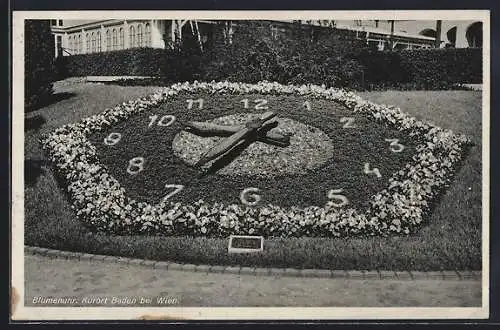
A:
41,81,471,237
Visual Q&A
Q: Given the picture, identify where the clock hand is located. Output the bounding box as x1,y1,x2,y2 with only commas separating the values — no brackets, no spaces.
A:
186,112,277,136
184,121,241,137
185,120,291,145
195,111,277,167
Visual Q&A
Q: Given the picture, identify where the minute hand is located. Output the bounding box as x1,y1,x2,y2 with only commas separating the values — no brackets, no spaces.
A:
196,111,276,167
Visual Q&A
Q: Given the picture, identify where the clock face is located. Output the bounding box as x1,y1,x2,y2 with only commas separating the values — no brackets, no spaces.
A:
88,92,416,211
44,82,469,237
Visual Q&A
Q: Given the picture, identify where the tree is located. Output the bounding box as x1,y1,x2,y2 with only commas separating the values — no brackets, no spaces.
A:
25,20,55,111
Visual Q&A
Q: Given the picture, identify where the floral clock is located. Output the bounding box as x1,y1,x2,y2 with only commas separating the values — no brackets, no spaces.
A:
42,81,470,238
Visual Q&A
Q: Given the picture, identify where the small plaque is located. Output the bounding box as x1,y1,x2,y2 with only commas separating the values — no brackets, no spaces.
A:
227,235,264,254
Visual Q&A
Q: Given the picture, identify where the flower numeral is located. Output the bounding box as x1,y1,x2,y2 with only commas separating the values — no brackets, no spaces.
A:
240,99,269,110
104,132,122,146
127,157,144,175
385,138,405,153
363,162,382,178
148,115,176,127
327,188,349,207
340,117,356,128
186,98,204,110
240,187,262,206
303,100,311,110
163,184,184,202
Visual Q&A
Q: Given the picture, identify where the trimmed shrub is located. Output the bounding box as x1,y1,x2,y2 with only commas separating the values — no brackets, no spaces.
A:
358,48,482,90
400,48,482,87
63,38,206,83
64,48,167,77
24,20,56,111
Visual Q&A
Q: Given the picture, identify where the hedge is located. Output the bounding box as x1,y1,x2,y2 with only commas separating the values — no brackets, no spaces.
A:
58,23,482,90
357,48,482,89
25,20,56,111
400,48,482,86
60,48,166,77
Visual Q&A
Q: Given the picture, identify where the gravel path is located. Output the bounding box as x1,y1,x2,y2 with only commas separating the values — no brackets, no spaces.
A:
23,254,481,308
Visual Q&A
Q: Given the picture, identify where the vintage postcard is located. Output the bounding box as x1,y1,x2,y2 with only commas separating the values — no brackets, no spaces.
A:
11,9,490,321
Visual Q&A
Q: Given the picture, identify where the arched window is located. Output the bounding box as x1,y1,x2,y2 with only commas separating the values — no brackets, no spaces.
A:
112,28,118,50
91,32,96,53
419,28,437,39
96,31,101,52
86,33,90,53
145,23,151,47
466,21,483,48
137,24,143,47
119,28,124,49
106,29,111,51
78,34,82,54
129,25,136,47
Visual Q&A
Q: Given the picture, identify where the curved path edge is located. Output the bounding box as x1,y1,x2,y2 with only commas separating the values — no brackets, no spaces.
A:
24,246,481,281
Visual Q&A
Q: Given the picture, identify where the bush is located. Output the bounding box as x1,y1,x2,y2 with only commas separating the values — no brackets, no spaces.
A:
401,48,482,87
63,38,206,84
24,20,56,111
358,48,482,90
202,21,369,89
64,48,167,77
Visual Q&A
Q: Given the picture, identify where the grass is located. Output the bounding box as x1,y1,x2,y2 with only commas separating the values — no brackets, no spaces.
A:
23,81,483,271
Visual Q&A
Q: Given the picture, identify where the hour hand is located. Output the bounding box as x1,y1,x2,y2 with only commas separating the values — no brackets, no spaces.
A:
184,121,241,137
185,120,291,146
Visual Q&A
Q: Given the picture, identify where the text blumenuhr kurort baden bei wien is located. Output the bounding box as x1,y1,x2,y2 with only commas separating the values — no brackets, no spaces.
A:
30,295,180,306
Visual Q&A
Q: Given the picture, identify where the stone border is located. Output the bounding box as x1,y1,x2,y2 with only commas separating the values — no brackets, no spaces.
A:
25,246,481,281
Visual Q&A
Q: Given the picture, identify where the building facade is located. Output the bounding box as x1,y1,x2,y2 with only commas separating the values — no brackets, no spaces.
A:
334,20,483,49
50,19,216,57
50,19,483,58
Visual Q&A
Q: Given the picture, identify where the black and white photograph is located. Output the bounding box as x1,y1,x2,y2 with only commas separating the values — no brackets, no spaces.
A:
11,10,490,320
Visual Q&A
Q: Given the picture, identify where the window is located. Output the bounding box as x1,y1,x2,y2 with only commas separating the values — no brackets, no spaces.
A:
106,29,111,51
51,20,56,26
112,28,118,50
91,32,96,53
56,35,62,57
86,33,90,53
119,28,124,49
96,31,102,52
137,24,143,47
78,34,82,54
145,23,151,47
58,20,63,26
130,25,136,47
223,21,233,45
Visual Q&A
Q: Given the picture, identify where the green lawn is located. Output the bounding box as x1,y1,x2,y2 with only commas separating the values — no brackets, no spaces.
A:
23,81,483,271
